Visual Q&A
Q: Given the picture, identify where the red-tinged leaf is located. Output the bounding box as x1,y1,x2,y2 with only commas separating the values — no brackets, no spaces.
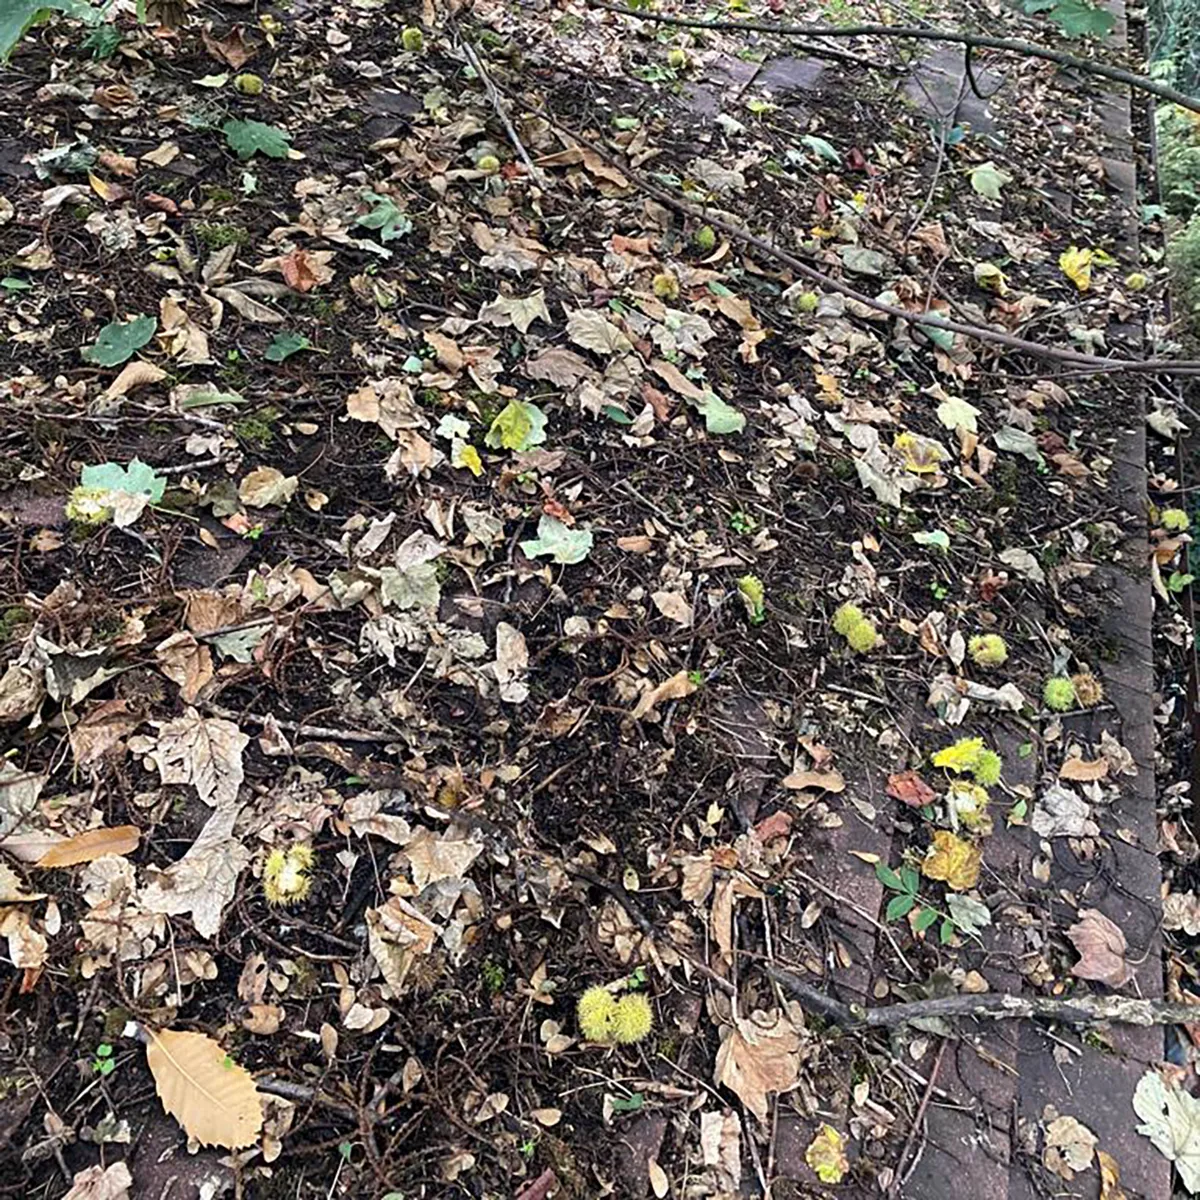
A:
887,770,936,808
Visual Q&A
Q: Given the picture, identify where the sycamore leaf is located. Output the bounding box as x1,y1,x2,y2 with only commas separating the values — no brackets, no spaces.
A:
146,708,248,808
520,515,593,564
81,458,166,503
713,1009,802,1122
1134,1070,1200,1192
921,830,981,890
146,1027,263,1148
478,290,551,334
566,308,632,355
970,160,1011,201
82,315,157,367
485,400,547,451
936,394,980,433
222,119,291,161
805,1124,849,1183
36,825,140,868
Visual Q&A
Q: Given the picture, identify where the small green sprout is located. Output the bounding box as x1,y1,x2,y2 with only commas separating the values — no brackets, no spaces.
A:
737,575,766,625
92,1043,116,1076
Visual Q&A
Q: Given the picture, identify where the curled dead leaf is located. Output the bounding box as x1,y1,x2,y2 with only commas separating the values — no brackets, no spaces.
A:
36,825,140,868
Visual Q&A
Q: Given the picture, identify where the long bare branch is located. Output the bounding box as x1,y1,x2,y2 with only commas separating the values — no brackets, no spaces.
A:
585,0,1200,115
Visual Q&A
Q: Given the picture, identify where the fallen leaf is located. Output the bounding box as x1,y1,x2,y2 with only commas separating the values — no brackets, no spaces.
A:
1098,1149,1127,1200
1068,908,1134,987
887,770,936,808
367,894,439,998
630,669,698,720
239,467,298,508
805,1123,849,1184
566,308,632,356
1044,1114,1098,1181
1134,1070,1200,1192
104,360,167,399
782,769,846,793
146,709,248,808
493,622,530,703
921,830,981,890
63,1162,133,1200
36,826,140,868
713,1008,802,1122
155,632,215,703
651,590,693,626
1059,753,1109,782
647,1159,668,1199
0,862,45,902
146,1027,263,1148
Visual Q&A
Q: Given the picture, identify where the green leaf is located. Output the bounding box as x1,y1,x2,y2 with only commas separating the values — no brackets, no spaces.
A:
176,385,246,409
801,134,841,164
874,863,904,892
969,160,1011,202
899,866,920,896
357,192,413,242
264,332,312,362
222,119,292,161
1034,0,1115,36
610,1092,645,1113
520,515,594,565
1,276,32,292
946,892,992,937
939,917,955,945
912,906,939,935
81,315,157,367
80,458,166,503
912,529,950,551
693,392,745,435
1,0,96,62
885,893,915,921
935,395,980,433
485,400,547,452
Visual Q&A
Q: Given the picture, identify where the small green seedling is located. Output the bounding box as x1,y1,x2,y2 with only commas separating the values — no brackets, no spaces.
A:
92,1043,116,1076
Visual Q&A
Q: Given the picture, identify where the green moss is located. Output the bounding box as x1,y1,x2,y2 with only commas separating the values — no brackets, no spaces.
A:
194,222,250,250
233,408,279,448
200,185,237,207
0,606,31,643
831,457,856,481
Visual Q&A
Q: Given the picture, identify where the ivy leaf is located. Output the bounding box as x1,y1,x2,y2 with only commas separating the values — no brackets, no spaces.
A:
222,119,292,161
264,332,312,362
356,192,412,242
81,315,157,367
969,160,1012,202
520,515,594,565
485,400,547,452
1,0,96,62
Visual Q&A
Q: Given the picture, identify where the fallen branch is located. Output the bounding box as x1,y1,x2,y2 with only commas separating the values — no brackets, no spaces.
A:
507,83,1200,376
459,34,545,186
585,0,1200,115
766,965,1200,1028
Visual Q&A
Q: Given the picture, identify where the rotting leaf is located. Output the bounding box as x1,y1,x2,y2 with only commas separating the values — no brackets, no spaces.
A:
144,708,248,808
970,160,1012,201
485,400,547,452
1133,1070,1200,1193
805,1124,849,1184
713,1008,802,1122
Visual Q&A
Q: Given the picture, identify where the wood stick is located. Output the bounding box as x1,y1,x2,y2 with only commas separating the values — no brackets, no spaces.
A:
585,0,1200,115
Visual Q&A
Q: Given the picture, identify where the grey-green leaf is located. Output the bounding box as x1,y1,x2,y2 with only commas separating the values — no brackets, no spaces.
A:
520,516,594,565
81,315,157,367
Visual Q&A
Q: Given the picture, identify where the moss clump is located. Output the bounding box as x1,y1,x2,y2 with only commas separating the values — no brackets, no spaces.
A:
968,633,1008,668
194,222,249,250
233,409,278,448
1161,507,1190,532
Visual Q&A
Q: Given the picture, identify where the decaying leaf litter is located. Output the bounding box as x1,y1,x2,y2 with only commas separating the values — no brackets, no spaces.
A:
0,0,1196,1194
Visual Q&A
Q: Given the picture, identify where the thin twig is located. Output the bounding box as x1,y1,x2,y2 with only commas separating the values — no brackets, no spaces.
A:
458,36,545,186
889,1038,946,1195
496,82,1200,377
585,0,1200,115
202,701,400,743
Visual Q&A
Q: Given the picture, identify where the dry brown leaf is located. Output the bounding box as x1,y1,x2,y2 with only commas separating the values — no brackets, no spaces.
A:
36,825,140,868
647,1158,668,1199
524,347,594,388
1068,908,1134,987
0,862,45,902
1043,1113,1097,1180
1059,753,1109,782
714,1009,802,1122
242,1003,285,1035
63,1162,133,1200
651,590,693,626
367,894,439,998
146,1027,263,1148
403,825,483,889
146,708,248,808
781,769,846,793
104,360,167,399
70,698,138,767
155,632,214,703
887,770,936,807
1098,1149,1127,1200
630,670,697,720
0,907,48,967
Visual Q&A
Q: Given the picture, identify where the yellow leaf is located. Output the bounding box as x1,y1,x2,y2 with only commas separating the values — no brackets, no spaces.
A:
894,431,943,474
931,737,984,773
453,442,483,476
36,825,141,868
921,829,981,891
973,262,1008,294
146,1028,263,1148
805,1123,849,1183
1059,246,1095,292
